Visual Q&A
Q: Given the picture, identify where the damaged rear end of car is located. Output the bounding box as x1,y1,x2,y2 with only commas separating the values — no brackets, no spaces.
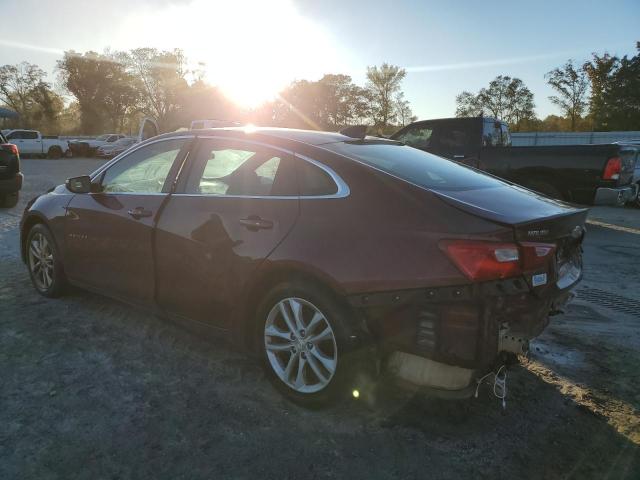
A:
324,140,588,398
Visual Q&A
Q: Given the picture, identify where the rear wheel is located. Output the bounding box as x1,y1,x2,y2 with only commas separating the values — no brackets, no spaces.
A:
256,281,357,407
26,224,67,297
0,192,18,208
47,146,63,159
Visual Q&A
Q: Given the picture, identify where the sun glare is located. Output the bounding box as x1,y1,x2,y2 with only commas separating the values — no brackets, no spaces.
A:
117,0,346,109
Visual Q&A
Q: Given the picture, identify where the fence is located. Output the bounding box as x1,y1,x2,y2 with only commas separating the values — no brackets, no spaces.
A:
511,131,640,146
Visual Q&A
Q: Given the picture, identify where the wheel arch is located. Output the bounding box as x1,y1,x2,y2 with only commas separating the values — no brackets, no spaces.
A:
21,213,49,263
235,261,350,353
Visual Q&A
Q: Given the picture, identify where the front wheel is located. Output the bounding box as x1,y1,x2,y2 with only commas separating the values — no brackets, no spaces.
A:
26,224,67,297
256,281,358,407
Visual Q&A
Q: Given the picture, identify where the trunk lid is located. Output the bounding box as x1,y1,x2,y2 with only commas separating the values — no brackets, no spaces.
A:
431,184,588,241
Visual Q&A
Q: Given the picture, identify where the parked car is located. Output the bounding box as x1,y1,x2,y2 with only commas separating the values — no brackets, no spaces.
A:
3,129,69,159
69,134,125,157
96,137,138,158
391,117,639,206
190,119,241,130
20,126,587,406
0,131,22,207
623,142,640,207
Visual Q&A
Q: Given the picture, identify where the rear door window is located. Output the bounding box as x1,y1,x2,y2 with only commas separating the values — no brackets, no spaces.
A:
393,125,433,149
185,139,297,196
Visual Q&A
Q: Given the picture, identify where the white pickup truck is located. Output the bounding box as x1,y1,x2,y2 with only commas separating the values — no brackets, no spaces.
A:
3,129,69,159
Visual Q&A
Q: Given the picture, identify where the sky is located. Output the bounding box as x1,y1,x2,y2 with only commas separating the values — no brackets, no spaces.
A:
0,0,638,120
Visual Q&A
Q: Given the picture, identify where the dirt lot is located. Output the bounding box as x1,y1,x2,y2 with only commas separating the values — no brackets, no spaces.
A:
1,158,639,479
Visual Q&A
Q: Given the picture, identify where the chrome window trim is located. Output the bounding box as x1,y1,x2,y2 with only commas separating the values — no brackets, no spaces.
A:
180,135,350,200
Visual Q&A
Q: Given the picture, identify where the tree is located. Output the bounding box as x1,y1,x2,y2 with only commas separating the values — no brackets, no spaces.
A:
57,50,140,133
584,43,640,131
123,48,189,131
545,60,589,131
455,75,536,131
365,63,407,128
0,62,63,130
394,92,416,126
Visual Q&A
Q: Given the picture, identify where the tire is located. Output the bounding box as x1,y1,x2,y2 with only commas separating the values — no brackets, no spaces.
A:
255,280,360,407
26,224,67,298
47,146,63,159
0,192,18,208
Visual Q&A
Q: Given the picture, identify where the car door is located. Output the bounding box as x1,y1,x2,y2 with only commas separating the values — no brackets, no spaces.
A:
64,137,191,305
154,137,299,329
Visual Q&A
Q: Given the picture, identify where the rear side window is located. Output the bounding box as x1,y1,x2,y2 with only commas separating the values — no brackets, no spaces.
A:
326,142,506,191
297,160,338,196
186,140,297,196
483,121,502,147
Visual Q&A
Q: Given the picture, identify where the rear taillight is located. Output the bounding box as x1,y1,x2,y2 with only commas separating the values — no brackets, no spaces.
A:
1,143,19,156
440,240,556,282
603,156,621,180
440,240,521,281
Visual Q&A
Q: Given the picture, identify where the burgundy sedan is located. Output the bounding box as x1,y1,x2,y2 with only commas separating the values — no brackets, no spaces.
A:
21,127,587,406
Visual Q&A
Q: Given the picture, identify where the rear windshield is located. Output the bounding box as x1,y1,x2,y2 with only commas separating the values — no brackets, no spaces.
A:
325,142,506,191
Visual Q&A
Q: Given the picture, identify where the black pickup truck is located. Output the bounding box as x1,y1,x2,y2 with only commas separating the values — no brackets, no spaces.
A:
0,131,22,208
391,117,639,205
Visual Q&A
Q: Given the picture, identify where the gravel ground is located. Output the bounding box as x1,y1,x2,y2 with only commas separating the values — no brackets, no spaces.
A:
1,158,639,479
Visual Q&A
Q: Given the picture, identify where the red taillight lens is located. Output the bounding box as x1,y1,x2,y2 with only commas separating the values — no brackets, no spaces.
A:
440,240,521,281
520,242,556,270
603,156,621,180
1,143,19,156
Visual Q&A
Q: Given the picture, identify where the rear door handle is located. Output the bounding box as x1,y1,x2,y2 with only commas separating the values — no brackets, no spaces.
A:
127,207,153,219
453,154,465,159
239,216,273,231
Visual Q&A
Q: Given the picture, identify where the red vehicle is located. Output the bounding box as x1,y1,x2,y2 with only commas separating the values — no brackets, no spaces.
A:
20,127,587,406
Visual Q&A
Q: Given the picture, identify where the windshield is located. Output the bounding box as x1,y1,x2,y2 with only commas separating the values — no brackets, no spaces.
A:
326,142,507,191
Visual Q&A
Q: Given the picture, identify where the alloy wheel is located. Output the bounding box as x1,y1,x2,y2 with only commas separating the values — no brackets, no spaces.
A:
28,232,54,291
264,297,338,393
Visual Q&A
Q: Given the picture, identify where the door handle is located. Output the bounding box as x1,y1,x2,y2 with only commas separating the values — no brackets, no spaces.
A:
127,207,153,219
453,154,465,159
239,216,273,231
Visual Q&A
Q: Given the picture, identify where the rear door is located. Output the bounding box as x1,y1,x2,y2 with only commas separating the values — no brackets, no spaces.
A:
154,137,299,328
64,137,191,305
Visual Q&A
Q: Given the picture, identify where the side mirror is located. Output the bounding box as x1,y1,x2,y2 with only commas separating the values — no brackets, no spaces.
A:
65,175,93,194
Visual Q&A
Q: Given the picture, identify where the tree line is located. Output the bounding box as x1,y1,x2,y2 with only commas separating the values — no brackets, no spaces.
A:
0,50,414,135
0,41,638,135
455,41,640,132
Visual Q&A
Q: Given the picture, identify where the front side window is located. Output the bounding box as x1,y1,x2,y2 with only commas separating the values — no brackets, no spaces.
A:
100,139,186,193
186,140,296,196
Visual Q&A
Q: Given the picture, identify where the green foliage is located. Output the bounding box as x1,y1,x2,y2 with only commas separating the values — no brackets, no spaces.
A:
455,75,536,130
545,60,589,131
0,62,63,132
365,63,407,128
584,43,640,131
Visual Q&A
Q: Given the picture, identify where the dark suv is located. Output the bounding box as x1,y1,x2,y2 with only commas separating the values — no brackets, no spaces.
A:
0,131,22,208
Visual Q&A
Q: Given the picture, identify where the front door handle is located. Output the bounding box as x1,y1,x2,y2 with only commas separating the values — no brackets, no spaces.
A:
453,154,465,159
239,216,273,231
127,207,153,219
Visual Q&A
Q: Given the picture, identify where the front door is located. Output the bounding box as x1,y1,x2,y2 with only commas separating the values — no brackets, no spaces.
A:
64,138,189,305
154,137,300,328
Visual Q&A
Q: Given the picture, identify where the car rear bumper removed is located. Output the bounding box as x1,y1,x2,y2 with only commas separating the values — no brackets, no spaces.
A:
349,274,578,398
0,172,23,194
593,183,638,206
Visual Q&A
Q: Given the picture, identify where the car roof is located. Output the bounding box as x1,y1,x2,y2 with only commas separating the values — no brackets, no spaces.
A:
176,127,355,146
